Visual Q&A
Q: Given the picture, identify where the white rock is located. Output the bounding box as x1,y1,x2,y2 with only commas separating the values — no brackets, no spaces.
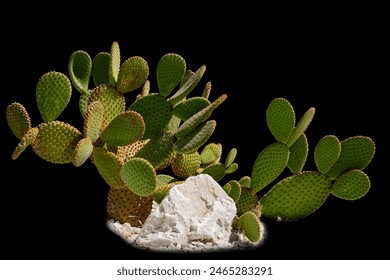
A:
135,174,237,250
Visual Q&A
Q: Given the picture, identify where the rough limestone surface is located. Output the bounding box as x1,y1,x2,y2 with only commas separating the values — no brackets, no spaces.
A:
135,174,237,250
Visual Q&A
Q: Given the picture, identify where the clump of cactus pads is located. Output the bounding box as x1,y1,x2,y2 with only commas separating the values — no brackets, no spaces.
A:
6,41,376,248
6,41,228,227
227,98,375,243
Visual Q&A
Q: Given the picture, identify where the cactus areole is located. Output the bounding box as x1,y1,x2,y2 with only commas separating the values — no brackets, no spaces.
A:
6,41,376,247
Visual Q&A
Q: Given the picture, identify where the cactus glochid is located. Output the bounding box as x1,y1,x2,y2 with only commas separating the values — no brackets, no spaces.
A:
6,41,376,245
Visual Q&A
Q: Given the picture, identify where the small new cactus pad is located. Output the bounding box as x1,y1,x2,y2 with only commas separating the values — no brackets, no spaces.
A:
200,143,222,165
250,142,290,192
223,182,232,194
173,97,211,121
173,120,216,154
286,107,315,147
314,135,341,174
156,174,177,187
129,95,173,139
88,84,125,129
175,94,227,138
72,137,93,167
287,133,308,174
100,111,145,146
152,181,181,204
180,70,194,87
68,50,92,94
224,148,237,168
134,130,175,170
6,102,31,139
140,80,150,97
157,53,186,97
260,172,331,221
238,211,261,243
107,186,153,225
32,121,82,164
109,41,120,85
120,157,157,196
36,71,72,122
227,180,241,203
327,136,375,179
116,56,149,93
236,188,259,216
92,52,110,86
202,81,212,99
92,147,125,189
201,163,226,181
266,98,295,144
168,65,206,104
226,163,239,174
171,152,201,178
239,176,251,188
84,101,104,143
12,127,39,160
331,169,370,200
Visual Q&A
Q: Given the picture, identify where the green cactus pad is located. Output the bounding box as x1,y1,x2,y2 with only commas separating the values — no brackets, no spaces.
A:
109,41,120,85
173,120,216,154
238,212,261,243
173,97,211,121
226,163,239,174
175,94,227,138
120,157,157,196
168,65,206,104
72,137,93,167
287,133,308,174
31,121,82,164
202,81,212,99
92,52,110,86
36,71,72,122
68,50,92,94
236,188,259,216
6,102,31,139
200,143,222,165
227,180,241,203
201,163,226,181
314,135,341,174
129,94,173,139
116,140,149,162
327,136,375,179
152,181,181,204
79,91,91,118
250,142,290,192
116,56,149,94
260,171,331,221
83,101,104,143
180,70,194,87
88,84,125,130
157,53,186,97
331,169,371,200
92,147,125,189
134,130,175,170
107,185,153,225
12,127,39,160
223,182,232,194
239,176,251,188
156,174,178,187
286,107,316,147
140,80,150,97
266,98,296,144
100,111,145,146
166,115,182,132
171,152,201,178
224,148,237,168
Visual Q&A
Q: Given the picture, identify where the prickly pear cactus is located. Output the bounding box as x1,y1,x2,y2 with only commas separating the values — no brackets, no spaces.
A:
6,41,376,246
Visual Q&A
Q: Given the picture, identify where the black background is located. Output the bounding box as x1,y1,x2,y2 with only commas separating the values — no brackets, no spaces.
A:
1,6,387,260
